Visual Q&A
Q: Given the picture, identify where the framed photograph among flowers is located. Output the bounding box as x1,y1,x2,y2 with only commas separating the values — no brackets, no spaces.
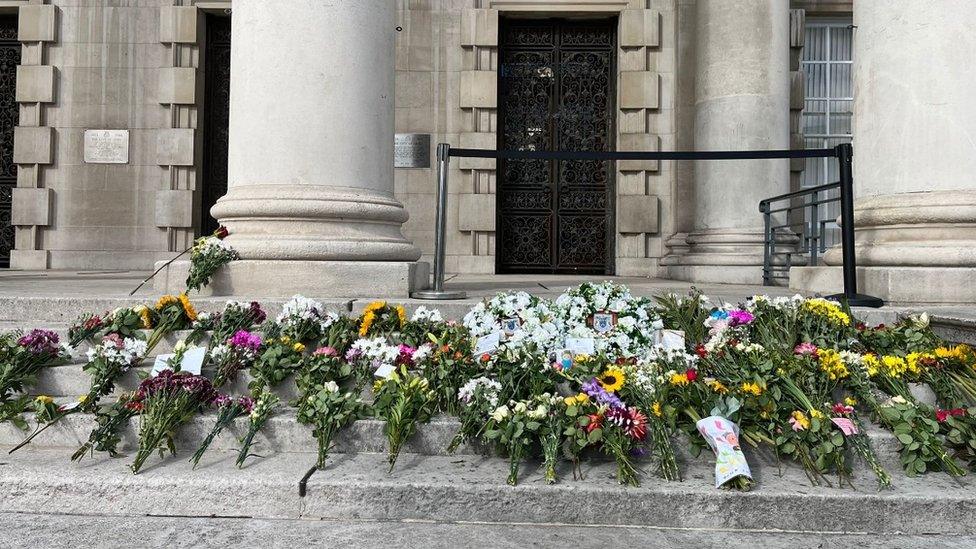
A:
591,312,617,334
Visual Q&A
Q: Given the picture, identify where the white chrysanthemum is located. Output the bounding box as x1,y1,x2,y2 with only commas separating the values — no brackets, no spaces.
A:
552,281,662,359
411,306,443,323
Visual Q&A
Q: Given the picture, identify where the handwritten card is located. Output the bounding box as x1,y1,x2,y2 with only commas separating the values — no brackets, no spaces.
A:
696,416,753,488
564,337,596,356
474,332,502,356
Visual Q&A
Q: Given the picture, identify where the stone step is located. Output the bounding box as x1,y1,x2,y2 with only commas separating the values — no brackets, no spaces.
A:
0,404,909,475
3,513,974,548
1,446,972,535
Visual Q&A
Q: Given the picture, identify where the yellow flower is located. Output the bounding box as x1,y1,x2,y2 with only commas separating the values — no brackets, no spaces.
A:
363,300,386,314
292,342,306,353
651,401,663,418
178,293,198,321
135,305,152,329
818,349,849,380
862,354,880,377
801,298,851,326
35,395,53,404
741,382,763,396
574,354,590,363
706,378,728,394
881,355,909,379
669,372,689,387
598,368,626,392
154,294,179,311
791,410,811,430
905,352,935,375
280,336,292,345
395,305,407,326
563,393,589,407
844,396,857,406
78,395,88,404
810,409,825,420
359,311,376,336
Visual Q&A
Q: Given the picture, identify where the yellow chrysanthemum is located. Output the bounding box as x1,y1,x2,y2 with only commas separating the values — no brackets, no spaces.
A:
292,342,306,353
801,298,851,326
844,396,857,406
35,395,53,404
669,372,689,387
810,409,825,420
881,355,909,379
741,382,763,396
598,368,626,392
818,349,850,380
178,293,198,321
862,354,881,377
707,380,729,394
280,336,292,345
906,352,935,375
651,401,663,418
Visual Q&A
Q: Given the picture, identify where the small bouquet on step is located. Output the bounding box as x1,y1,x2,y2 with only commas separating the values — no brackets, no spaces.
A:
358,301,407,337
209,330,263,388
296,380,371,469
0,329,71,405
145,294,198,352
185,225,237,292
235,388,279,468
129,369,217,473
71,392,140,461
190,394,254,468
373,366,437,472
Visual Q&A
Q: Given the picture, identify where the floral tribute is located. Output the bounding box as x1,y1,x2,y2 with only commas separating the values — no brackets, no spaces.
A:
3,283,976,495
185,226,238,292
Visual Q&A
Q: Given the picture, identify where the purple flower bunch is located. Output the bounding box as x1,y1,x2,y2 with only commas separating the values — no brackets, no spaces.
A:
581,378,625,410
727,309,755,327
134,369,217,406
247,301,267,325
16,329,61,355
228,330,262,351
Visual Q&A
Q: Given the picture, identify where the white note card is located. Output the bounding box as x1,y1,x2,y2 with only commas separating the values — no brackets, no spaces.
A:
474,332,502,356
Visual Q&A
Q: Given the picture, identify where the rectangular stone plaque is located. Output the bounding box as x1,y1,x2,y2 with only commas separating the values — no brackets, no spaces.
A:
84,129,129,164
394,133,431,168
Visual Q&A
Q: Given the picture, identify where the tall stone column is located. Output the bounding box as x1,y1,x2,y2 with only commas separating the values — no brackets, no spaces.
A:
669,0,790,284
793,0,976,304
203,0,424,297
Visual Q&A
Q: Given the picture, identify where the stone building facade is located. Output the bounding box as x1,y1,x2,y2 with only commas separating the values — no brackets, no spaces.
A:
0,0,972,303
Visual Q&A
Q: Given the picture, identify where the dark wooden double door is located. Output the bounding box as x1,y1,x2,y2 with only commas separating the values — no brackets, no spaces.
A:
0,16,18,267
497,18,616,274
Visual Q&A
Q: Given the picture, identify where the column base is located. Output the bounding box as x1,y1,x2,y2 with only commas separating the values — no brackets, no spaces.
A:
154,260,430,299
667,228,800,285
790,266,976,305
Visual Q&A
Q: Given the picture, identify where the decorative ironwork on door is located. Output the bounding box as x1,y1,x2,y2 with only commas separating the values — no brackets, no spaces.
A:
0,17,18,268
497,19,616,274
201,15,231,236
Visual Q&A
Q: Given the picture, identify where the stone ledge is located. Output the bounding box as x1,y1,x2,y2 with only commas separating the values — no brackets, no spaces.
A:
790,265,976,305
154,260,430,299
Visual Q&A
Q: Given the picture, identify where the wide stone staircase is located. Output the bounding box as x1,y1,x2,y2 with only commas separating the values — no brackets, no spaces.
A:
2,296,976,545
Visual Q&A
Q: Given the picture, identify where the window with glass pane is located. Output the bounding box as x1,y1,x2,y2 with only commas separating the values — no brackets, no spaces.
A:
802,19,852,253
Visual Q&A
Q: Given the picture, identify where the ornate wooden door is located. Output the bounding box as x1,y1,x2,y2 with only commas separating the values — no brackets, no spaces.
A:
497,19,616,274
0,16,18,267
201,15,231,236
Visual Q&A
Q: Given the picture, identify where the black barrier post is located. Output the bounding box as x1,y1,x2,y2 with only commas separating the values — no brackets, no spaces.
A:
411,144,467,300
825,143,883,308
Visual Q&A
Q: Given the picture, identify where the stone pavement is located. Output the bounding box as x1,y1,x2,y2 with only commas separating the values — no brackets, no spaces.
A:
1,513,973,549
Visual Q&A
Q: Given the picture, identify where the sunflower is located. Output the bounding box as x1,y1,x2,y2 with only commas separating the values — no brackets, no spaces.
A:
178,293,198,322
135,305,152,329
359,311,376,336
154,294,179,311
598,367,625,392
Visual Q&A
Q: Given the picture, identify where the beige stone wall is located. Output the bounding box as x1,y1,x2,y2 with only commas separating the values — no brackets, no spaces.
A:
394,0,678,276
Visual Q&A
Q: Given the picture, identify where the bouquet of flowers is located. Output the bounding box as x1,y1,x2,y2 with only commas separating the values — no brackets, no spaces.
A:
190,394,254,468
0,329,71,405
204,300,267,345
145,294,198,352
450,376,502,452
372,366,436,471
129,369,217,473
296,380,371,469
249,336,305,392
82,334,147,408
483,398,544,486
185,228,238,291
67,312,108,347
554,282,662,360
71,392,140,461
209,330,262,387
236,388,279,468
463,291,562,358
358,301,407,337
421,323,478,414
276,295,341,344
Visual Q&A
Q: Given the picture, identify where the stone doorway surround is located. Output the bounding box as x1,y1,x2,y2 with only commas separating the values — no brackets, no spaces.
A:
455,0,672,276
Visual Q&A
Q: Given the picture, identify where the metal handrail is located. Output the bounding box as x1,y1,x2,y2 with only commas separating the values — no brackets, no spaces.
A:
761,181,842,284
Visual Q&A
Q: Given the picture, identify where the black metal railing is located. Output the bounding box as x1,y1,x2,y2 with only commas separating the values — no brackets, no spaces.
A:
412,142,883,308
760,181,841,285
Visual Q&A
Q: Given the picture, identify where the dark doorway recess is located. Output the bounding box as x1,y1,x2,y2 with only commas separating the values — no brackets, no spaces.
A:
0,16,19,267
201,15,231,236
496,18,616,274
